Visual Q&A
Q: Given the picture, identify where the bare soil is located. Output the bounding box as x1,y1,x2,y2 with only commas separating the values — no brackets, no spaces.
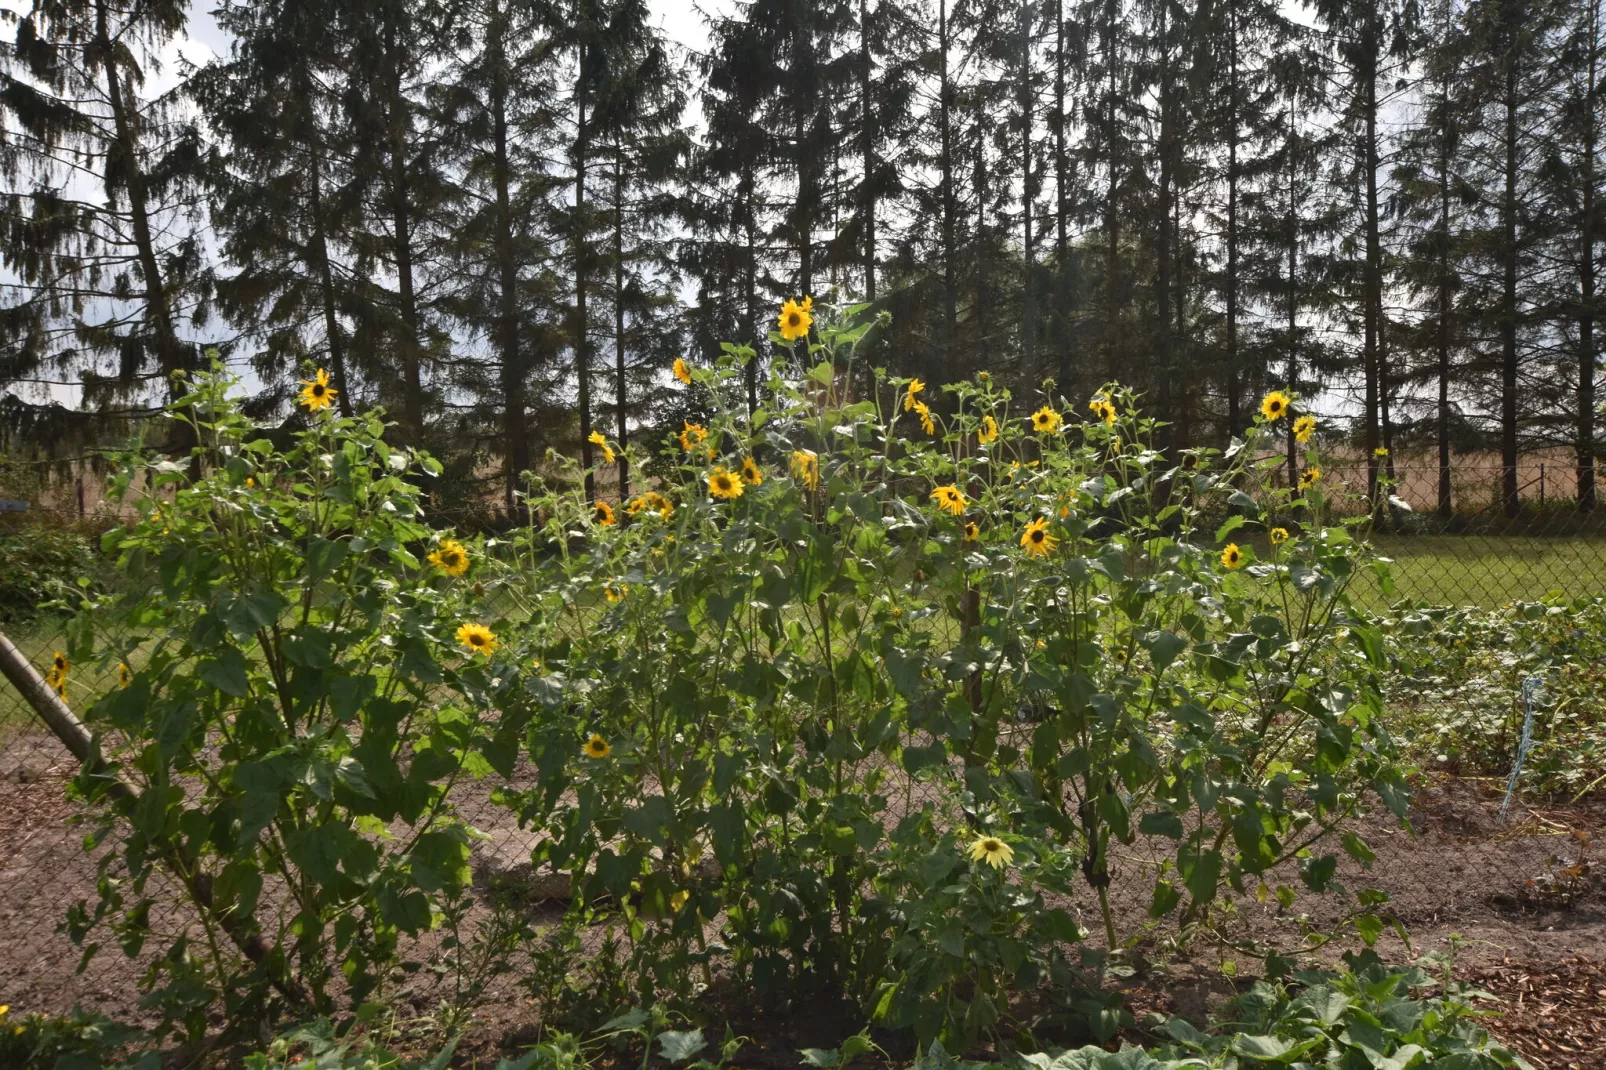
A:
3,731,1601,1069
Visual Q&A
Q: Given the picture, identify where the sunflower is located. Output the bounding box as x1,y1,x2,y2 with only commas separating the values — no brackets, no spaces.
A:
931,485,966,516
1260,390,1292,421
791,450,820,490
708,467,745,500
588,430,615,464
1088,393,1117,426
1020,517,1057,558
679,421,708,453
1374,446,1389,458
1220,543,1244,569
1293,414,1317,444
456,622,499,656
978,415,999,445
914,400,935,435
299,368,338,412
605,585,628,602
428,538,471,576
1299,466,1321,490
1269,527,1290,546
117,662,131,688
977,370,990,382
52,651,68,677
1029,406,1063,434
967,835,1015,870
673,357,692,385
583,733,611,759
778,298,813,342
645,491,674,519
741,457,764,485
964,521,980,541
904,378,925,411
594,501,617,526
626,496,648,516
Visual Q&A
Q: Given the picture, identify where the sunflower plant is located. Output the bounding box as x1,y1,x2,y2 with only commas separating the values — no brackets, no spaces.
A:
481,302,1405,1047
58,365,508,1035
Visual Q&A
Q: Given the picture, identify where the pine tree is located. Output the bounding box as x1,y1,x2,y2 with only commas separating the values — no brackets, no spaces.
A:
1,0,209,453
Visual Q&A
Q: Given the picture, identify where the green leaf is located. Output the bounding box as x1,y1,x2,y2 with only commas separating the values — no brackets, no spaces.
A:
199,647,251,698
1214,514,1247,543
1146,632,1188,671
656,1030,708,1065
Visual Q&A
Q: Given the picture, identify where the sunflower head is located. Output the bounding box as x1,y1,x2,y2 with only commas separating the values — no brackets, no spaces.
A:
455,622,499,656
741,457,764,485
1020,517,1058,558
1030,406,1063,434
626,496,647,516
299,368,337,412
1220,543,1244,569
605,585,628,602
673,357,692,385
594,501,616,526
967,835,1015,870
791,450,820,490
708,467,745,500
1260,390,1292,422
647,492,674,519
117,662,131,688
588,430,615,464
778,298,813,342
1293,414,1317,444
1299,466,1322,490
964,521,980,541
1270,527,1290,546
1374,446,1390,458
904,378,925,411
931,484,966,516
1088,394,1117,426
978,414,999,445
428,538,471,577
583,733,611,759
52,651,68,676
915,401,935,436
678,422,708,453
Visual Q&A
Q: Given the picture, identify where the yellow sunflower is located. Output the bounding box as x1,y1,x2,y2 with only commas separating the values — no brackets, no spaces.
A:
978,415,999,445
588,430,615,464
1029,406,1063,434
1269,527,1290,546
117,662,131,688
964,521,980,541
914,400,935,435
1299,466,1321,490
594,501,617,526
673,357,692,385
977,370,990,382
778,298,813,342
583,733,611,759
1220,543,1244,569
299,368,337,412
1088,394,1117,426
708,467,745,500
626,495,648,516
1020,517,1057,557
741,457,764,485
456,622,499,656
1293,414,1317,444
646,491,674,518
605,585,628,602
791,450,820,490
679,421,708,453
967,835,1014,870
904,378,925,411
428,538,471,577
931,485,966,516
1260,390,1292,421
1374,446,1389,458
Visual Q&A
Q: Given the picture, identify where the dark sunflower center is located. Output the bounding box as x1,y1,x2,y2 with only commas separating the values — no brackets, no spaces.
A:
788,313,801,327
470,635,485,646
1031,530,1044,542
312,384,326,396
982,839,1000,850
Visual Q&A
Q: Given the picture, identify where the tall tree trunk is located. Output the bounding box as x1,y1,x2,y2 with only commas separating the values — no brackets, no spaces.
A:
1224,0,1241,437
491,7,527,511
1500,41,1520,518
1102,0,1120,381
1053,0,1072,390
385,26,425,443
299,65,352,419
574,43,595,502
975,132,989,368
1436,60,1454,519
1154,0,1173,442
614,149,630,497
742,163,759,415
1580,0,1601,513
1362,23,1383,502
861,0,877,304
1286,107,1300,490
940,0,959,379
1020,0,1035,376
96,0,193,454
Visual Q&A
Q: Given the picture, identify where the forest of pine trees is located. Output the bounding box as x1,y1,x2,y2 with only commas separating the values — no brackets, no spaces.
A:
1,0,1603,517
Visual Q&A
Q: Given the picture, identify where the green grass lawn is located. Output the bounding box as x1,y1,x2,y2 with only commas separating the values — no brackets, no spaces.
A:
1355,534,1606,610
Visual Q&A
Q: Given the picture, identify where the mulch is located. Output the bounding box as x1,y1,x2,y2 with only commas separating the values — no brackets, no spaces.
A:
1472,955,1606,1070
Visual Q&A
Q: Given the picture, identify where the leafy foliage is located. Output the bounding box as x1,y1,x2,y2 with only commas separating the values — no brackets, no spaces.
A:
0,522,97,623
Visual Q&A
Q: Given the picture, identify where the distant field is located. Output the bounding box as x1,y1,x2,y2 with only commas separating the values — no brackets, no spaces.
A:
1355,534,1606,610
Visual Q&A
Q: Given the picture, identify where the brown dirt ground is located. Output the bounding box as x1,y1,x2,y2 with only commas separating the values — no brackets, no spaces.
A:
3,731,1602,1069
